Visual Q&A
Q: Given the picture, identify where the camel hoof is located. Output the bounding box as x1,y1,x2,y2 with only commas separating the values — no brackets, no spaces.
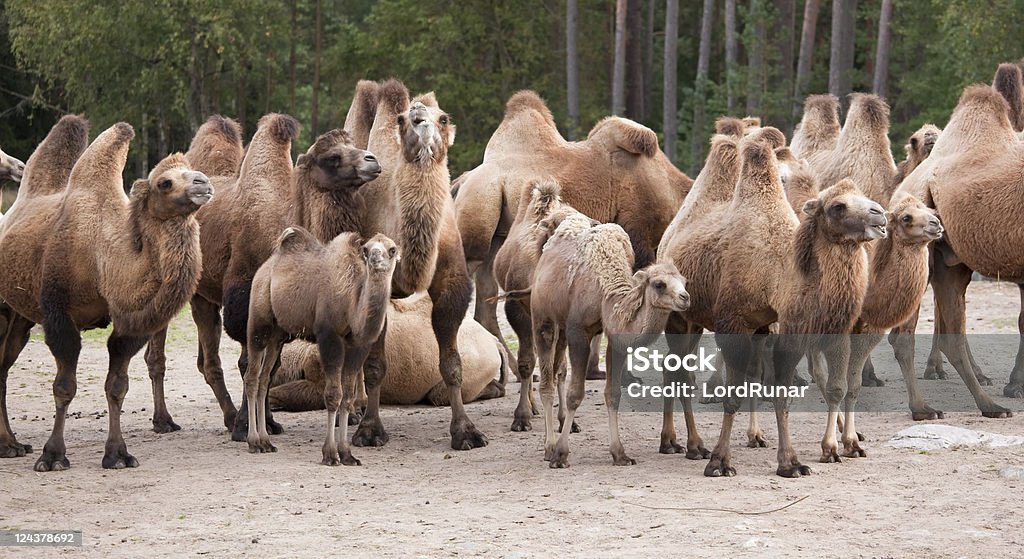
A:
612,455,637,466
352,418,389,447
152,415,181,434
341,453,361,466
747,434,769,448
841,442,867,458
861,371,885,387
659,438,684,454
247,439,277,454
776,463,812,478
923,366,947,380
510,417,533,432
819,448,842,463
793,374,809,387
585,367,606,381
911,406,944,421
981,406,1013,419
223,408,238,431
348,411,363,426
0,440,32,458
976,372,994,386
1004,383,1024,399
550,457,570,469
704,457,735,477
699,395,723,405
686,445,711,460
34,452,70,472
558,419,580,434
451,424,488,450
102,451,140,469
266,415,284,435
322,454,342,467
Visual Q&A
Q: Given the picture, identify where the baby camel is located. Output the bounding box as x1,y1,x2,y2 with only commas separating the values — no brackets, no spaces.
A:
245,229,398,466
529,220,690,468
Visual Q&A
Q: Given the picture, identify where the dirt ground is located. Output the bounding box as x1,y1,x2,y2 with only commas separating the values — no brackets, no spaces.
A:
1,282,1023,557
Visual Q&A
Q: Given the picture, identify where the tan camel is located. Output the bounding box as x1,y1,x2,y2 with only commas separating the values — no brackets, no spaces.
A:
0,145,24,184
0,120,213,471
343,79,488,450
268,293,507,410
142,115,381,438
526,221,689,468
453,90,692,377
896,80,1022,415
790,94,840,170
245,229,397,465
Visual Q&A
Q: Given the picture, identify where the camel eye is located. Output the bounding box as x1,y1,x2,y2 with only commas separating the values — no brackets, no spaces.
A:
901,214,912,223
439,115,449,125
911,138,919,149
157,179,172,191
388,246,397,257
652,280,666,290
830,202,846,213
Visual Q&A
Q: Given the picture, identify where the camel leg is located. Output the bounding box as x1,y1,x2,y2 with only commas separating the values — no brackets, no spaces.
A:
1003,285,1024,398
550,327,592,468
661,315,707,458
888,308,944,420
506,297,537,432
144,328,180,433
818,335,851,464
243,323,281,454
586,336,606,380
0,313,34,458
191,296,237,430
535,318,559,461
771,334,812,478
861,355,884,387
932,257,1012,418
35,308,81,472
704,330,755,477
319,331,362,466
101,334,149,469
226,283,282,442
429,261,488,451
604,341,636,467
337,345,369,466
841,331,881,458
352,325,389,447
470,246,514,365
746,395,767,448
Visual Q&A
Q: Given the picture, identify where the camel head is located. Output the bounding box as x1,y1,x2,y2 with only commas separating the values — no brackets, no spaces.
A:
131,153,213,220
888,192,943,245
905,124,940,166
298,128,381,190
361,233,399,274
397,98,454,165
634,262,690,312
802,179,887,242
0,147,25,183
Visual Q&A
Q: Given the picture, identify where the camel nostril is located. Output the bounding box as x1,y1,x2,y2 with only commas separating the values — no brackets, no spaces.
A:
364,154,377,162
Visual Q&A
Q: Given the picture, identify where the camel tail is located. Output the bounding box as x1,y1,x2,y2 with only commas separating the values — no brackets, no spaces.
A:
486,287,532,305
276,226,319,253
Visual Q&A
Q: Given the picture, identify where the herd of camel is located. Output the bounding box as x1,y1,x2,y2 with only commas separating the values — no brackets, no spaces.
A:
0,61,1021,477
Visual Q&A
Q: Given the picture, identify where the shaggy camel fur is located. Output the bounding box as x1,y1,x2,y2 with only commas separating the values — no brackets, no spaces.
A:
776,147,820,214
0,120,213,471
143,115,381,439
895,81,1023,415
0,145,24,184
772,179,886,471
657,127,784,461
790,94,840,169
246,229,397,465
453,90,692,375
0,116,88,459
528,221,689,468
344,79,487,450
268,293,507,409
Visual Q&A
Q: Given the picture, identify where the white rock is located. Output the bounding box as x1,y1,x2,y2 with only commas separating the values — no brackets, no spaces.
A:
887,424,1024,451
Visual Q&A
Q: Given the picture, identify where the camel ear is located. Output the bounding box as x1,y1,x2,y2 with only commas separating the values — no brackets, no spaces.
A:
632,269,650,284
447,123,456,146
129,178,149,197
802,198,821,216
396,113,407,132
296,153,310,167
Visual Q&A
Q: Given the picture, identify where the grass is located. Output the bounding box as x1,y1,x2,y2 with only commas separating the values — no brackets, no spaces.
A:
28,304,196,346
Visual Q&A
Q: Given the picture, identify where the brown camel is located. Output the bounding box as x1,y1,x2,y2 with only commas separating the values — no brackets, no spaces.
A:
453,90,692,378
268,293,507,410
246,229,397,465
656,127,783,461
142,115,381,439
527,220,689,468
343,79,487,450
771,179,886,471
0,119,213,471
896,80,1023,415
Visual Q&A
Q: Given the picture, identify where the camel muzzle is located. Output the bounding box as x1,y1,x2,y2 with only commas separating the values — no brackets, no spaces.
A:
186,172,214,206
359,152,382,182
2,156,25,183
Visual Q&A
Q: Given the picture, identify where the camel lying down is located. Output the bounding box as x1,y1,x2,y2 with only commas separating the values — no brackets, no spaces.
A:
268,293,508,410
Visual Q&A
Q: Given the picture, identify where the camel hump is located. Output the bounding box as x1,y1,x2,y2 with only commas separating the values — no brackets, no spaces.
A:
804,94,839,114
745,126,786,150
505,90,551,117
67,122,134,191
277,226,320,253
715,117,746,137
993,63,1024,131
202,115,242,146
19,114,90,199
848,93,890,129
959,84,1012,116
257,113,300,144
377,78,410,116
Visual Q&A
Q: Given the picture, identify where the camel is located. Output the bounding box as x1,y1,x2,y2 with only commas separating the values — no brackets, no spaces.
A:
771,179,887,472
245,229,398,465
141,115,381,438
493,178,596,432
453,90,693,377
789,94,840,170
267,293,507,409
343,80,487,450
895,80,1024,416
0,119,213,471
0,145,24,184
526,220,689,468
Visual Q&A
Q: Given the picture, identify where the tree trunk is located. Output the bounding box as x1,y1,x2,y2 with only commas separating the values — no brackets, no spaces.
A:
663,0,678,163
310,0,323,142
746,0,766,116
288,0,298,114
794,0,821,117
644,0,655,122
872,0,893,98
236,63,247,137
691,0,714,173
725,0,737,113
566,0,580,139
625,0,644,119
773,0,795,132
829,0,858,113
612,0,627,115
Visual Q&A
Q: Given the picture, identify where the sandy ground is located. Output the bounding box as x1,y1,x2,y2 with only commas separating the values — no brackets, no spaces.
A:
1,282,1023,557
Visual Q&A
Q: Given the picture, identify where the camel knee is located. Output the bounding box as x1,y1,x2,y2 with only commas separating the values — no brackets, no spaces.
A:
52,377,77,407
